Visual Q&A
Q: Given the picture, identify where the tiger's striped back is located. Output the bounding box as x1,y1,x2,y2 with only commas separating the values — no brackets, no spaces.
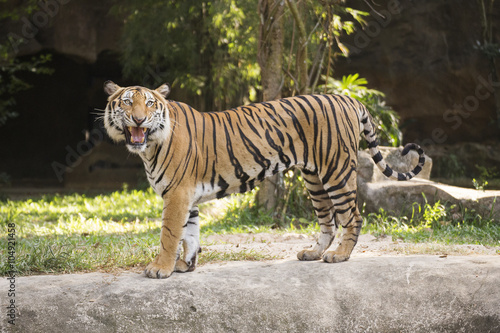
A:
147,95,366,201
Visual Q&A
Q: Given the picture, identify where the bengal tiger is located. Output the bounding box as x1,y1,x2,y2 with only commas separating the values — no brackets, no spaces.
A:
103,81,425,279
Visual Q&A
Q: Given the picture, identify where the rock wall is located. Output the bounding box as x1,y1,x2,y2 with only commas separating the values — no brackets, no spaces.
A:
337,0,500,145
2,0,122,61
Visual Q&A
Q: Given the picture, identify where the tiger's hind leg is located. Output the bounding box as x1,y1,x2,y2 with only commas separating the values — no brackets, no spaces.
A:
297,171,337,261
174,206,201,273
321,175,363,263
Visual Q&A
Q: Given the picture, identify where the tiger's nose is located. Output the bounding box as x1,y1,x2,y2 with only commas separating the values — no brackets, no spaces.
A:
132,116,146,125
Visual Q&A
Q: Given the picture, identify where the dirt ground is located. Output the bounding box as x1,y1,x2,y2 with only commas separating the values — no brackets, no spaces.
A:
201,232,500,261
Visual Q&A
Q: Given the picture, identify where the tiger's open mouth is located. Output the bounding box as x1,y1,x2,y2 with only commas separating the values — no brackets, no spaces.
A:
124,126,150,145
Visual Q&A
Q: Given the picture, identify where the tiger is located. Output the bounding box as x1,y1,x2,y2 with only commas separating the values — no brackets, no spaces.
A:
103,81,425,279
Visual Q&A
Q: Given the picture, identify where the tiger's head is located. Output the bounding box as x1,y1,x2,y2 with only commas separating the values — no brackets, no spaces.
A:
103,81,171,154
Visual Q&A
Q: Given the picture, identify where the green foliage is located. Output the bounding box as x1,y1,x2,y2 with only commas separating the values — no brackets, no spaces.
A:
319,74,402,147
472,178,488,191
473,164,498,190
208,0,260,106
0,0,39,21
434,154,466,179
279,170,316,227
200,190,277,234
475,164,499,180
115,0,378,109
200,182,316,234
363,195,499,245
0,52,53,126
0,1,54,126
281,1,370,94
113,0,259,110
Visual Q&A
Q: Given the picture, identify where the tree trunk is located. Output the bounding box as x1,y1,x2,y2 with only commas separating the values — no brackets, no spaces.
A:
256,0,285,210
286,0,308,94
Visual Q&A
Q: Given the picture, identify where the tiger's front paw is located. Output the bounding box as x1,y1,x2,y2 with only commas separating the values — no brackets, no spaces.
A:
297,249,322,261
144,261,175,279
323,251,349,263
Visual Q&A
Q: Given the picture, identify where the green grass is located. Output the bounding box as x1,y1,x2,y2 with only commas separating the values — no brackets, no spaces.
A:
1,187,499,276
363,198,500,246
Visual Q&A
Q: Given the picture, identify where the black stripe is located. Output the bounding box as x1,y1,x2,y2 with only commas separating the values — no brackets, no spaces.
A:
372,152,383,164
210,161,216,188
367,140,378,148
280,100,309,168
301,168,316,175
238,127,271,173
272,163,280,175
265,130,291,168
286,133,298,165
324,167,355,194
216,176,229,199
243,112,263,138
223,122,249,185
397,172,406,181
274,126,285,146
383,165,393,177
289,96,311,125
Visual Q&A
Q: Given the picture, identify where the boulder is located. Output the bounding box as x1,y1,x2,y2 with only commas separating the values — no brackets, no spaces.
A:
6,256,500,332
357,147,500,219
358,178,500,219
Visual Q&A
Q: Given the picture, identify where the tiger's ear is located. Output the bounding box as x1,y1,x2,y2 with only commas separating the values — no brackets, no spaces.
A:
104,81,121,96
155,83,171,98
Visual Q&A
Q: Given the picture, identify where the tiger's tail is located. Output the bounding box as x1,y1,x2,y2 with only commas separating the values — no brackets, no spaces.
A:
359,107,425,181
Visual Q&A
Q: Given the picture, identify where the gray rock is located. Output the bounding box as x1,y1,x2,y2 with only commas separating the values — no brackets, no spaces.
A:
357,147,500,219
358,178,500,218
4,256,500,332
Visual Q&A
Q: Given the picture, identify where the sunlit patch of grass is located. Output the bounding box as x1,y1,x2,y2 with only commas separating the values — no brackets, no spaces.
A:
200,190,280,234
1,186,162,227
7,232,160,275
1,187,498,276
199,189,320,235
